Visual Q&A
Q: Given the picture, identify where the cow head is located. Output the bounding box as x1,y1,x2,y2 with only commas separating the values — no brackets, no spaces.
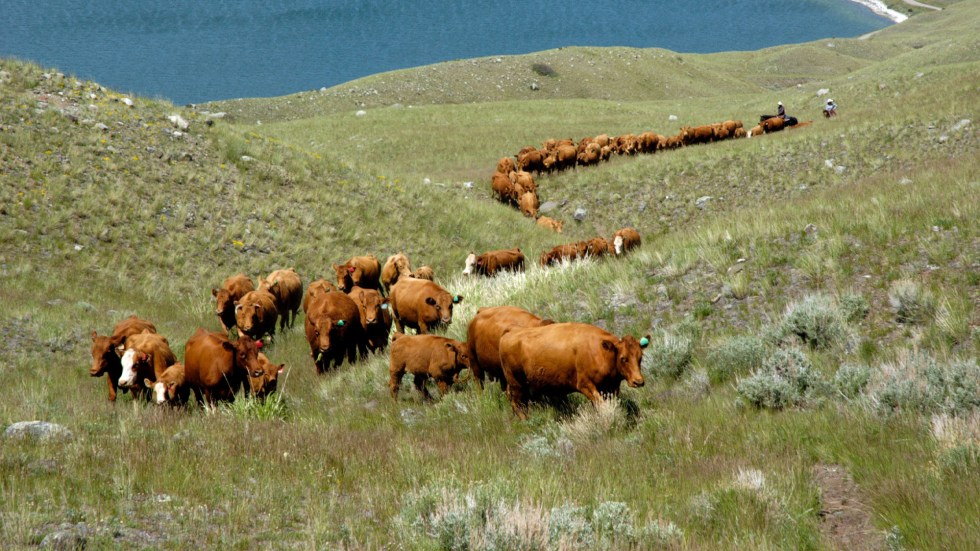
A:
602,335,650,388
235,300,265,334
613,235,624,255
246,352,283,398
226,334,261,381
143,363,185,405
311,316,348,359
118,347,150,388
357,289,387,326
462,253,477,276
333,262,356,291
425,292,462,326
90,331,123,377
212,287,235,318
446,340,472,378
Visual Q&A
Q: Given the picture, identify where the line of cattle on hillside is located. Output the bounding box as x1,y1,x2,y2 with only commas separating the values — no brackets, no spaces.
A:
492,116,808,225
89,240,645,419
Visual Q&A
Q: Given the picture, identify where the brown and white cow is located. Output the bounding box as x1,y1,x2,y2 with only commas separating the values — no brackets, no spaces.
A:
90,316,157,402
235,289,279,341
304,290,364,372
388,278,462,334
611,227,641,256
258,268,303,331
466,306,553,391
117,330,177,394
143,362,189,406
212,274,254,333
333,255,382,293
462,248,525,277
183,328,262,405
499,323,650,419
388,333,472,401
348,285,392,353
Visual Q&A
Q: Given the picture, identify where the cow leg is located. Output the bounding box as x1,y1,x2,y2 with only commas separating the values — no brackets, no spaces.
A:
418,321,429,335
508,386,529,421
412,374,432,401
105,372,118,402
389,369,404,400
436,378,450,397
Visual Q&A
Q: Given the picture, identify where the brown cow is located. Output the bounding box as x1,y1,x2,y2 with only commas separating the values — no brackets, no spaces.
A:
348,285,392,353
246,352,283,398
183,328,262,405
496,156,516,175
143,362,189,406
516,147,545,173
463,248,525,277
761,116,785,133
211,274,254,333
411,266,435,281
491,172,517,205
381,253,413,293
536,216,563,233
554,144,577,171
258,268,303,331
519,191,539,218
304,290,364,372
389,278,462,334
90,316,157,402
302,278,338,314
499,323,650,419
540,243,581,267
734,127,748,139
612,227,641,256
466,306,553,391
583,236,610,258
510,170,536,196
333,255,382,293
638,132,660,153
117,330,177,394
388,333,472,400
680,125,714,145
235,289,279,341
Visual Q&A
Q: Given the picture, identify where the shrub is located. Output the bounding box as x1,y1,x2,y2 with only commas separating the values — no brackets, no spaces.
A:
560,396,629,444
637,518,685,547
872,353,980,416
531,63,557,77
645,332,693,379
839,292,870,322
548,505,594,548
221,393,291,421
888,279,935,324
834,363,872,399
706,335,767,384
592,501,635,544
780,293,848,349
737,347,823,409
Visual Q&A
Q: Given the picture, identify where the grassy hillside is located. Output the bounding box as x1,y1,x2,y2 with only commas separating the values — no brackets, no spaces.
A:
1,2,978,549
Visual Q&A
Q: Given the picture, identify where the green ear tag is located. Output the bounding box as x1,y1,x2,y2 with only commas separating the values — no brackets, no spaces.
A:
453,295,460,304
640,337,650,348
337,320,345,327
381,304,388,310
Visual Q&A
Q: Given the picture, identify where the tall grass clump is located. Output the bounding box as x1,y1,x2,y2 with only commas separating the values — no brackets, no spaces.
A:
706,335,767,384
838,292,870,323
737,347,825,410
221,394,291,421
870,353,980,416
559,396,631,444
888,279,935,324
833,363,872,399
778,293,849,349
645,332,693,379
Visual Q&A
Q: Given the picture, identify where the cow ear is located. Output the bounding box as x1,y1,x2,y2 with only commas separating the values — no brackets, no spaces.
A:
425,297,437,306
601,339,617,353
212,288,219,297
222,341,235,352
143,378,154,388
91,330,98,341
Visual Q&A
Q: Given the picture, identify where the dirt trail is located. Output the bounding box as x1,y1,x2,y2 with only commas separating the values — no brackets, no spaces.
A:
813,464,885,551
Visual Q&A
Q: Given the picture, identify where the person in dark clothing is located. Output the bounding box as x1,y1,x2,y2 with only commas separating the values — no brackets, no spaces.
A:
777,101,786,120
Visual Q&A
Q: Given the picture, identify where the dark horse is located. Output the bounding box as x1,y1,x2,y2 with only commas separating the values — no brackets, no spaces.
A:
760,114,798,126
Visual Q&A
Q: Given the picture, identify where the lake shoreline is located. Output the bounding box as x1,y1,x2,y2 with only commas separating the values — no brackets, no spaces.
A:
847,0,909,23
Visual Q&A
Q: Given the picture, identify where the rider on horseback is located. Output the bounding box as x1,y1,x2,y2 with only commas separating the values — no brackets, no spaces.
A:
824,98,838,118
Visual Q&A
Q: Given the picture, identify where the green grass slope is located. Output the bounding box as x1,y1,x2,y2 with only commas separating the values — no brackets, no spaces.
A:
1,2,978,549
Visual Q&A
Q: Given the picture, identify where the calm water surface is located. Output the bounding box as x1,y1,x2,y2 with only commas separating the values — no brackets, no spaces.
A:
1,0,890,104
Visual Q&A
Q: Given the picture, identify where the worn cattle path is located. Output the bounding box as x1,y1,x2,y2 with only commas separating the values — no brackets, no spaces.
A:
813,464,885,551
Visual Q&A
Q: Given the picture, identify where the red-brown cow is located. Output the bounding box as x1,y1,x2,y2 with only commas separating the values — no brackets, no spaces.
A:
333,255,382,293
536,216,564,233
117,330,177,395
211,274,254,333
499,323,650,419
183,328,262,405
388,278,462,334
411,266,435,281
348,285,392,353
246,352,283,398
381,253,413,293
235,289,279,341
761,116,785,133
496,156,516,175
466,306,553,391
540,243,581,267
258,268,303,331
583,236,610,258
302,278,339,315
462,248,525,277
388,333,472,400
612,227,642,256
143,362,189,406
90,316,157,402
304,290,364,372
491,172,517,205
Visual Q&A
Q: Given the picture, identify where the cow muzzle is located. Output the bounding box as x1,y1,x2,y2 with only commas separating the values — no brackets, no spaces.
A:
628,377,645,388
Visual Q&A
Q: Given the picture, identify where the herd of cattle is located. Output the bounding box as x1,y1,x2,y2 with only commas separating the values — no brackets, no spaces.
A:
89,241,646,418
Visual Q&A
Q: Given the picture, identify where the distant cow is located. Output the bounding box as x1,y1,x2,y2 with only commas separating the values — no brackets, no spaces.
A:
499,323,650,419
304,290,364,372
117,330,177,394
90,316,157,402
333,255,382,293
496,156,516,175
302,278,339,314
540,243,581,267
611,227,641,256
463,248,525,277
348,285,392,353
389,278,462,334
388,333,472,401
760,116,785,133
583,237,610,258
212,274,254,333
411,266,435,281
491,172,517,205
235,289,279,341
536,216,563,233
183,328,262,405
258,268,303,331
466,306,553,391
143,362,189,406
381,253,413,293
510,171,537,196
519,191,540,218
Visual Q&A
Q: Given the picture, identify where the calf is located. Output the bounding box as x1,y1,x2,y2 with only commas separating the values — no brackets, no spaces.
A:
305,290,364,372
389,278,462,334
466,306,553,391
500,323,650,420
117,330,177,395
246,352,283,398
540,243,581,267
90,315,156,402
388,333,471,401
411,266,435,281
211,274,254,334
183,328,262,405
348,285,392,353
258,268,303,331
143,362,189,406
381,253,412,293
536,216,564,233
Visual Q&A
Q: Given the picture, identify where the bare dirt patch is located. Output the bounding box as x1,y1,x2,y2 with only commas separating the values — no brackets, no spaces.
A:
813,463,885,551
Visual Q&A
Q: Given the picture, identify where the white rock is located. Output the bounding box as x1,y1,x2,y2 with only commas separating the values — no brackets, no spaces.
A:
241,155,254,162
668,114,678,121
73,244,83,251
950,119,971,132
423,177,431,184
4,421,72,441
816,88,830,96
824,159,835,169
167,114,189,130
172,131,183,138
355,110,367,117
121,97,133,107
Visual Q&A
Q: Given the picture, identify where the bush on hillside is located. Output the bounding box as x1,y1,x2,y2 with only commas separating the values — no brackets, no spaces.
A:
737,347,824,410
707,335,767,384
645,332,693,379
833,363,872,399
779,293,849,349
872,353,980,416
888,279,935,324
839,292,870,322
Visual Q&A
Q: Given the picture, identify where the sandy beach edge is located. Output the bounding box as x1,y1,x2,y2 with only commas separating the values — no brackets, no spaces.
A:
847,0,910,23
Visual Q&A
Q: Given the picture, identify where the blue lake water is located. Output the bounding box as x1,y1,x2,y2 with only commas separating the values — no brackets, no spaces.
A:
1,1,891,105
